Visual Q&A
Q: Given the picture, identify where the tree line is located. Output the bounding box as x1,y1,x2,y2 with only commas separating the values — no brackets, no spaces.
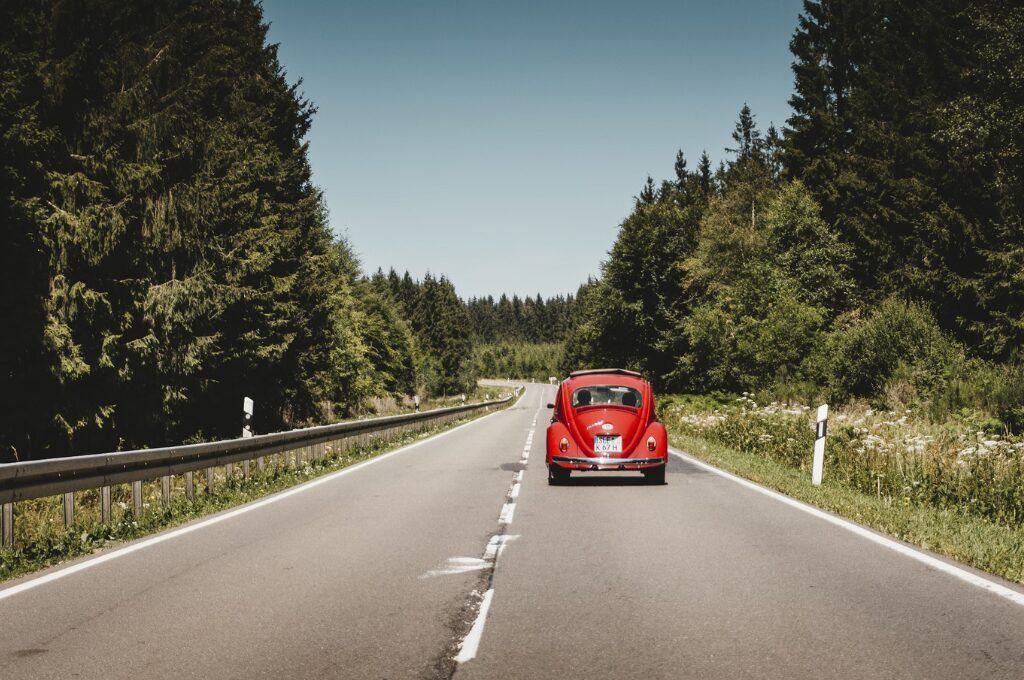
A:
8,0,1020,460
466,293,576,344
563,0,1024,429
0,0,504,460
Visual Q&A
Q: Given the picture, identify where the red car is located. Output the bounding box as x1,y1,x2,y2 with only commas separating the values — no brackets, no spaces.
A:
546,368,668,485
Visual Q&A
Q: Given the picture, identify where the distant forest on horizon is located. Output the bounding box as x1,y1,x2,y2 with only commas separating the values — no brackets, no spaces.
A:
2,0,1022,460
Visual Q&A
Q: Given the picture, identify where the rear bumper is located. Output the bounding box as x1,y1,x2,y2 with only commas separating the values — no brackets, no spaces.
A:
550,455,665,470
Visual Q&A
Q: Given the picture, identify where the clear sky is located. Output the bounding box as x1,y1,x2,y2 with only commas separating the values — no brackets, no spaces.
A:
260,0,806,300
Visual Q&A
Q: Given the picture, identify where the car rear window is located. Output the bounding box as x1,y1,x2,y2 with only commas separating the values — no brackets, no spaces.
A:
571,385,642,409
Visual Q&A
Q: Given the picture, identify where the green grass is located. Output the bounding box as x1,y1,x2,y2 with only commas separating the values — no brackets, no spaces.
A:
670,430,1024,584
0,403,508,584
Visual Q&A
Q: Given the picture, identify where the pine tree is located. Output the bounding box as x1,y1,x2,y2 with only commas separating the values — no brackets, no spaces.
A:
638,176,656,204
359,275,417,395
1,0,380,453
940,1,1024,358
764,124,783,181
412,275,474,394
697,151,713,198
674,150,688,188
0,19,60,460
728,104,761,160
785,0,979,332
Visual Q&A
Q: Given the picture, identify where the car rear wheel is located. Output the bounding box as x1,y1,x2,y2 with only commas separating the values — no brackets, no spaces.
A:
643,464,666,485
548,464,571,485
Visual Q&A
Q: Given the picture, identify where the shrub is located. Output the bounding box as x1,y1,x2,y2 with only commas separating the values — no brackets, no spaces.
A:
827,297,959,403
667,400,1024,528
683,269,824,392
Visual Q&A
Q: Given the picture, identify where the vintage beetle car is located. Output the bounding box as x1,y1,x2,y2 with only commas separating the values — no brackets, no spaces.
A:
546,368,668,485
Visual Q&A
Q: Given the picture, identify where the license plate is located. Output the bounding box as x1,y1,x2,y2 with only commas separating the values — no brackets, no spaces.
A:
594,435,622,454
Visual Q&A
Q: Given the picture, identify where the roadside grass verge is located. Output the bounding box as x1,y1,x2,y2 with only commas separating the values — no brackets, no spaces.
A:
366,383,507,416
669,430,1024,585
0,402,510,585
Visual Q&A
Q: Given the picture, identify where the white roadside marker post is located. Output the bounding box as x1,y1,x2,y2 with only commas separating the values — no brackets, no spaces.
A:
242,397,254,439
232,396,253,482
812,403,828,486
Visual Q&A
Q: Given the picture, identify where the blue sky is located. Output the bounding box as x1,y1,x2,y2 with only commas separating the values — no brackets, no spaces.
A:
261,0,806,299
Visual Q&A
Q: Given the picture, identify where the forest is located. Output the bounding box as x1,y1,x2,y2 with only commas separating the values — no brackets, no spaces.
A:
562,0,1024,432
0,0,565,460
3,0,1023,460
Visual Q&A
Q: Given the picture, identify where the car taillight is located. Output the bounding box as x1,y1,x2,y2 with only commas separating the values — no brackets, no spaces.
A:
647,436,657,452
559,437,569,453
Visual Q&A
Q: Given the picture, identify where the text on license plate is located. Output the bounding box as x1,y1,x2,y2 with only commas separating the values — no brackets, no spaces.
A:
593,435,622,454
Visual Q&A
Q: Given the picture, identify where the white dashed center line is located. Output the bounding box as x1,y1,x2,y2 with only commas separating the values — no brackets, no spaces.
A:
453,387,544,665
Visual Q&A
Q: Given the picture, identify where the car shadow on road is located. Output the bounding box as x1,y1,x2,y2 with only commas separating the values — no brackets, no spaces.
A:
560,474,650,486
558,459,710,484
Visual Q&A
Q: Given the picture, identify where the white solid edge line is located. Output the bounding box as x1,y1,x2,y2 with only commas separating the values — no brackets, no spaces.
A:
669,447,1024,607
455,588,495,664
0,397,526,603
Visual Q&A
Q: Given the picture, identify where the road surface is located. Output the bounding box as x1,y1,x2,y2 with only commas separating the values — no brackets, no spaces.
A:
1,384,1022,678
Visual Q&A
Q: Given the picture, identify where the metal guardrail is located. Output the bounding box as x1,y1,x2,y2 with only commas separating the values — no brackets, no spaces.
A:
0,391,519,548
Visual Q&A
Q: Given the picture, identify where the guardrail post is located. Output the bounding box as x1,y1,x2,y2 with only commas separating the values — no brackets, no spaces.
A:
185,471,194,501
132,480,142,516
63,492,74,527
225,463,234,483
206,467,214,493
101,486,111,524
161,475,171,507
2,502,13,549
243,459,250,481
257,455,265,472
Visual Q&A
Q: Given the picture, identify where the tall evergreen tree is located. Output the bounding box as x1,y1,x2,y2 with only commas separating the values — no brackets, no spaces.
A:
697,151,713,198
411,274,474,395
674,150,688,188
1,0,377,454
785,0,980,333
728,104,762,160
638,176,656,204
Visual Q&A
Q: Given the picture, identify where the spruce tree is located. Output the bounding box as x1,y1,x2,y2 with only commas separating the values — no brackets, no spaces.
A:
1,0,377,453
697,151,713,198
674,150,688,188
638,176,656,204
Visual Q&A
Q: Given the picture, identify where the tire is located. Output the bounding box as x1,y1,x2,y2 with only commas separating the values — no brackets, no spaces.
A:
643,464,666,485
548,464,570,485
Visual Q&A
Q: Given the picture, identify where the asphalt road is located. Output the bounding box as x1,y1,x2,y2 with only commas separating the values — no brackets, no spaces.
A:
2,384,1023,679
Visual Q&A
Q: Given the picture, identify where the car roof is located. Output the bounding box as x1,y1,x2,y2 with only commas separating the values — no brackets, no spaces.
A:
568,368,642,378
564,368,648,389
